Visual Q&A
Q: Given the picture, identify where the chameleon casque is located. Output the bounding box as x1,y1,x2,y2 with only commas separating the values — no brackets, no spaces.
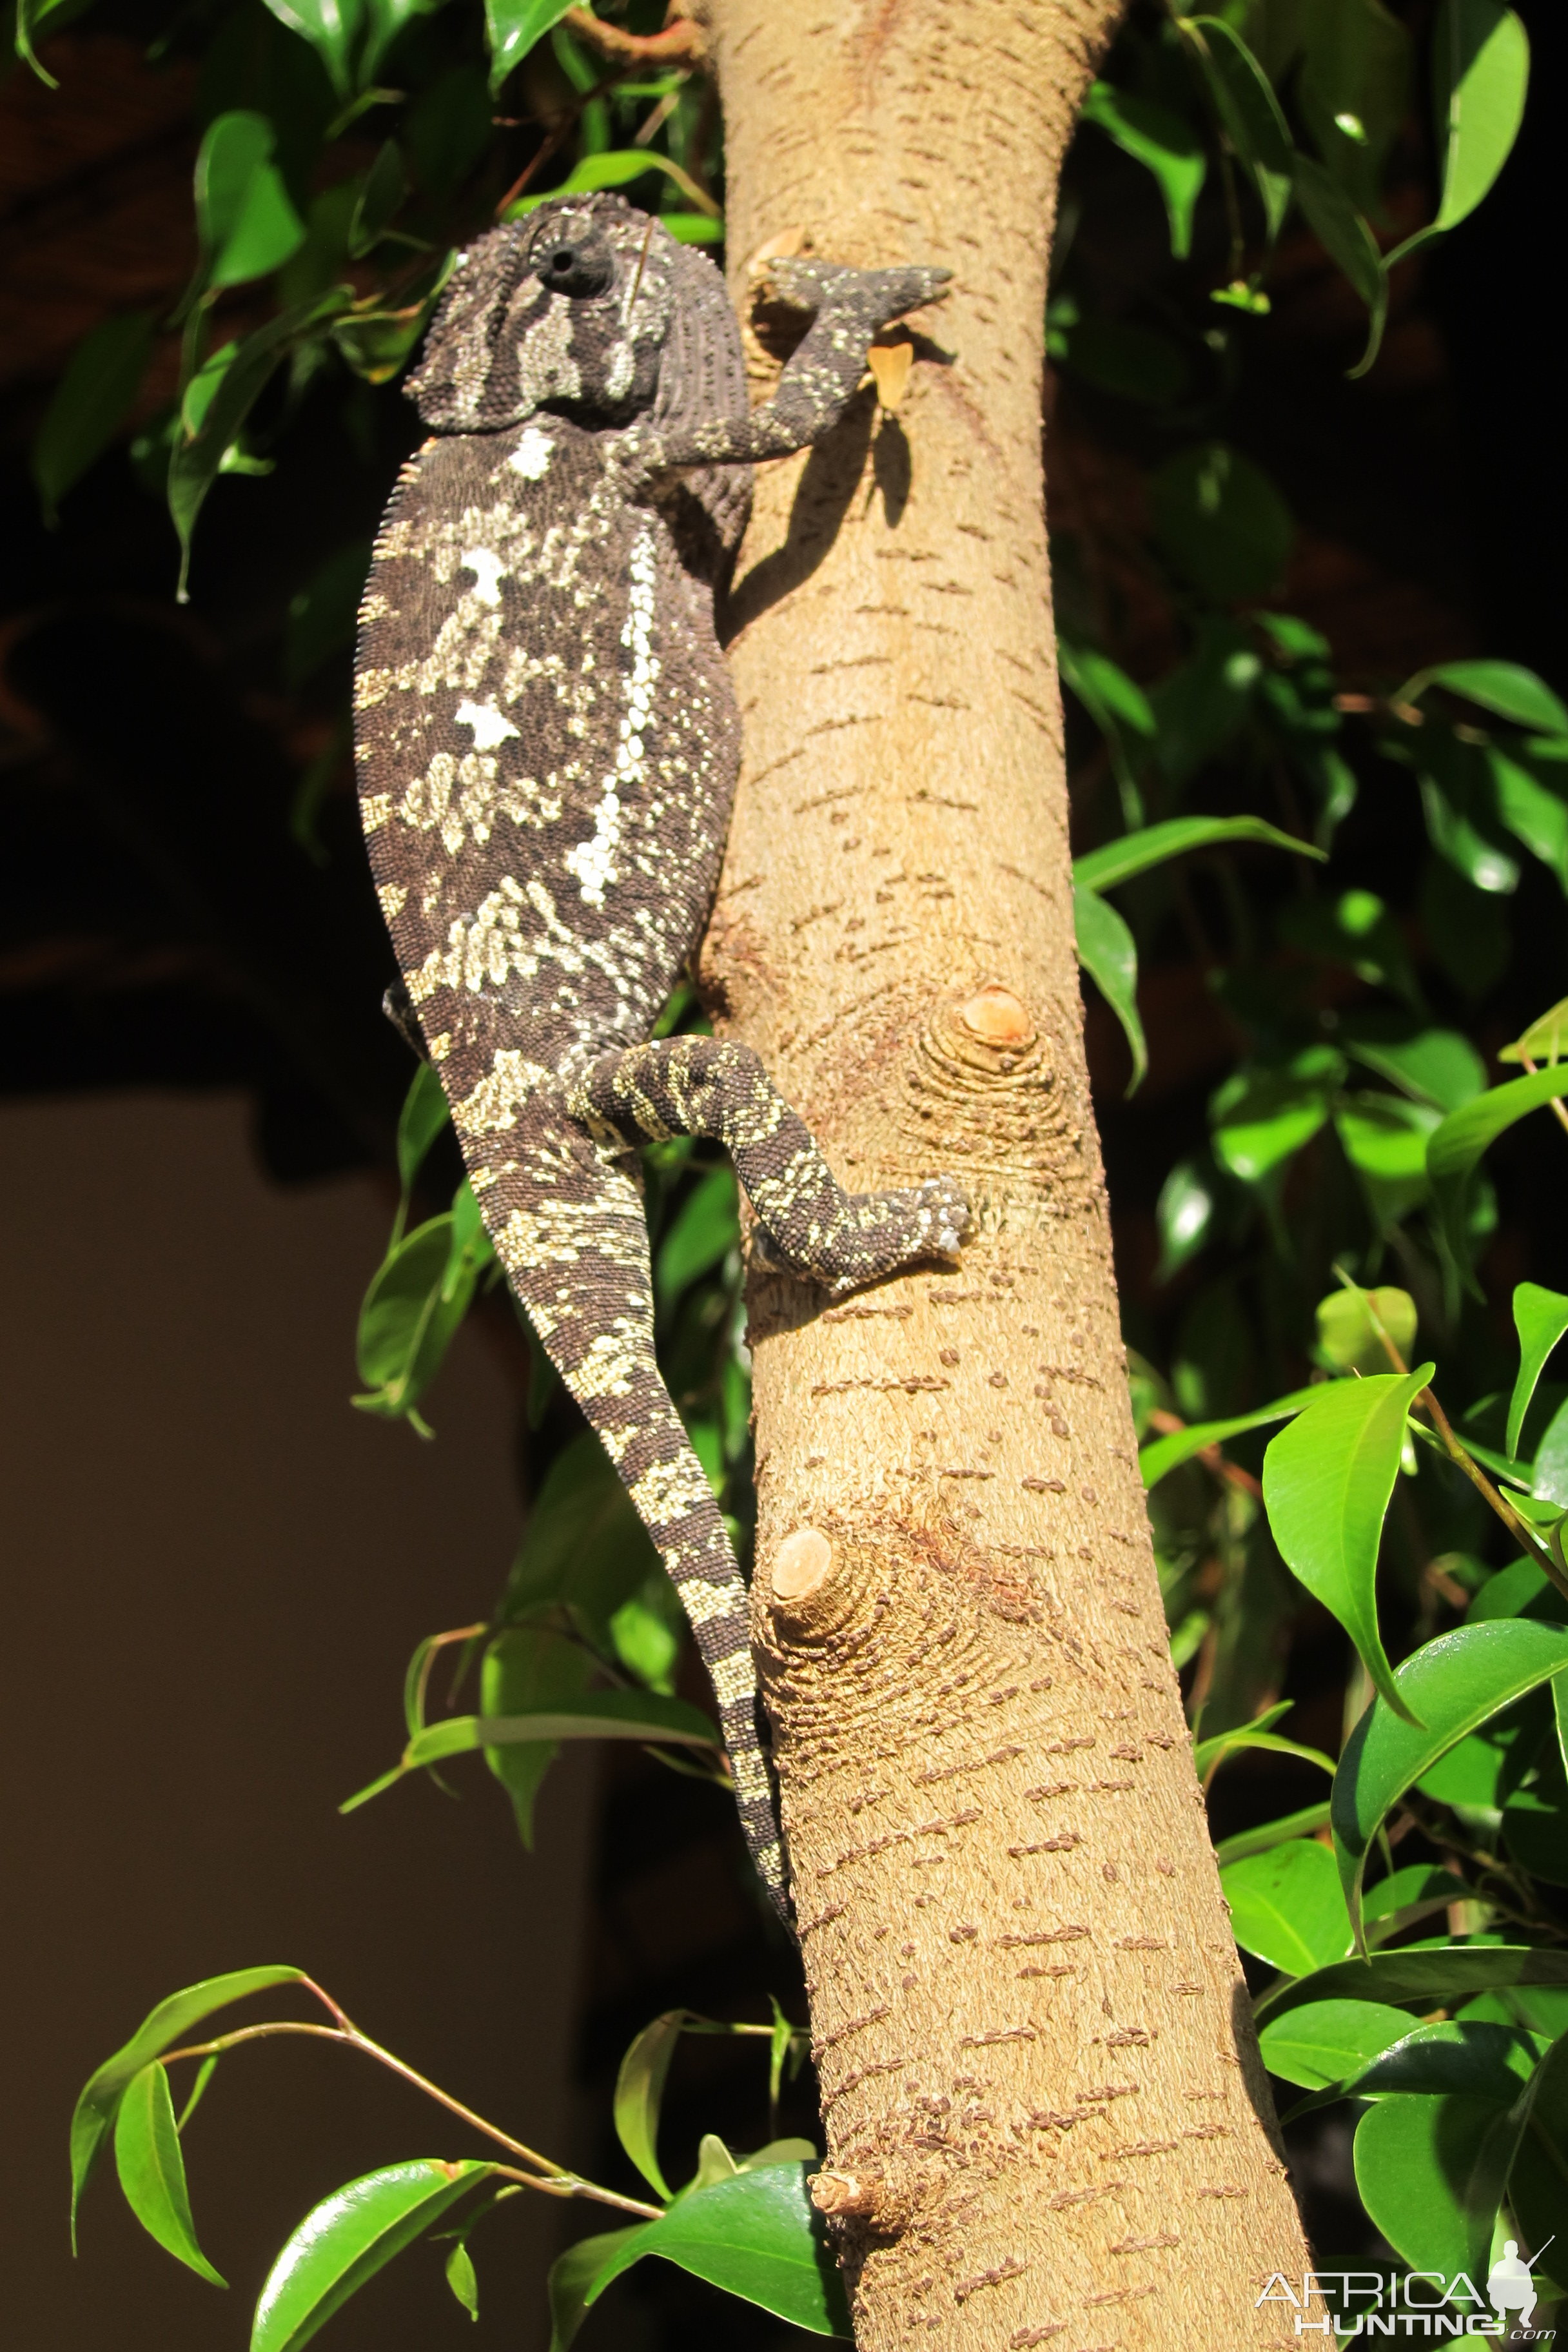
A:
355,193,972,1914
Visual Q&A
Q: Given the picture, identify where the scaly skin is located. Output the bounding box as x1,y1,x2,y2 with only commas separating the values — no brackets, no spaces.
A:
355,193,968,1914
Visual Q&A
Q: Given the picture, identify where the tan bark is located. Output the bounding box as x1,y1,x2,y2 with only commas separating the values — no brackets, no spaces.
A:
692,2,1312,2344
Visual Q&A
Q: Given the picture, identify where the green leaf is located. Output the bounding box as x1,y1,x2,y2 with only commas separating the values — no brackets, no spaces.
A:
361,0,440,85
195,113,308,290
1155,1156,1218,1283
1363,1864,1473,1940
547,2228,647,2352
284,538,374,695
1290,153,1387,377
251,2161,489,2351
1335,1095,1443,1219
1258,1997,1422,2089
1386,0,1531,265
348,140,409,258
1341,1019,1486,1114
33,312,155,522
1298,0,1411,213
608,1573,683,1694
498,1428,659,1642
1502,995,1568,1068
656,1166,739,1303
169,289,352,598
614,2011,689,2200
1081,81,1206,258
1072,814,1321,895
113,2063,226,2287
1331,1622,1568,1939
533,150,721,221
1354,2093,1520,2278
259,0,365,98
584,2164,852,2338
1509,2029,1568,2273
1488,747,1568,892
479,1623,594,1848
1404,658,1566,737
1255,1945,1568,2027
1214,1801,1333,1864
1211,1046,1344,1183
1148,442,1296,602
1186,17,1294,243
1316,1286,1418,1377
72,1967,306,2239
485,0,575,95
1220,1839,1354,1975
1348,2018,1545,2102
1427,1067,1568,1276
1262,1366,1435,1719
1509,1286,1568,1461
342,1690,723,1810
1139,1385,1321,1486
1073,887,1145,1092
1057,638,1155,823
444,2240,479,2320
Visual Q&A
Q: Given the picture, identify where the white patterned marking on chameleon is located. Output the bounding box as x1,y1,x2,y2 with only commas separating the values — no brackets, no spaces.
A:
507,426,555,480
460,547,506,606
456,698,520,751
565,525,658,908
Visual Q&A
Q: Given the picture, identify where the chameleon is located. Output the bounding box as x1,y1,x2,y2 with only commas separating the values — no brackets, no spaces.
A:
355,192,972,1916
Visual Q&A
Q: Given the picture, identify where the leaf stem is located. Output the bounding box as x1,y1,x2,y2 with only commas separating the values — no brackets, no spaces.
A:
156,1991,658,2219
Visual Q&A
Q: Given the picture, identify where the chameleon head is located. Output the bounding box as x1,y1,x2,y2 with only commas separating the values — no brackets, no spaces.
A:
406,193,685,433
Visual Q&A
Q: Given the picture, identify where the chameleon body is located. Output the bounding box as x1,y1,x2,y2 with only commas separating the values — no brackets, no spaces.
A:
355,194,970,1911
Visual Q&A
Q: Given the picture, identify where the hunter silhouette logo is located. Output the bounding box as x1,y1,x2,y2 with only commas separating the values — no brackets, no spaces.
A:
1259,2249,1558,2337
1488,2240,1555,2338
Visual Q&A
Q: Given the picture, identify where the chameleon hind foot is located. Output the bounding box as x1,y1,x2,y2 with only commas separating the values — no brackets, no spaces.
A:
570,1035,972,1295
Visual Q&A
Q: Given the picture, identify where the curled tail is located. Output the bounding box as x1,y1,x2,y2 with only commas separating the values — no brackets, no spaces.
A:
458,1088,788,1917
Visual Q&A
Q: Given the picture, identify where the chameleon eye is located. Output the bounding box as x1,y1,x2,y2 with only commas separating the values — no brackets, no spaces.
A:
533,229,614,300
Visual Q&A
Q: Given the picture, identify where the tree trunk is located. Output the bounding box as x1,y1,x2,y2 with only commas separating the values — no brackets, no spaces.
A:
694,3,1312,2344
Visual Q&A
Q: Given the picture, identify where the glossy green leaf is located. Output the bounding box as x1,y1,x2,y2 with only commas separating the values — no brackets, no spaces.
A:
1387,0,1531,264
1363,1864,1472,1940
72,1966,305,2237
1354,2093,1519,2277
1406,657,1567,737
1073,814,1321,896
1258,1998,1424,2090
1059,638,1155,823
1081,81,1206,257
251,2161,489,2351
260,0,364,97
113,2063,226,2286
343,1689,722,1810
585,2164,852,2338
547,2228,647,2352
1348,2018,1545,2101
1502,996,1568,1068
480,1623,594,1847
1196,1703,1335,1784
1264,1367,1433,1720
361,0,439,86
1342,1019,1486,1114
196,113,307,289
1186,16,1293,241
1298,0,1410,208
1509,2029,1568,2271
1316,1286,1418,1377
1149,442,1295,602
348,140,409,258
1428,1068,1568,1274
1332,1622,1568,1937
169,289,352,598
1211,1047,1344,1183
33,312,155,521
608,1573,683,1695
1282,889,1422,1007
530,149,720,220
353,1212,469,1420
1073,886,1144,1091
444,2240,478,2320
1509,1286,1568,1461
1290,153,1387,376
1418,738,1520,895
1139,1386,1320,1487
1256,1945,1568,2027
615,2011,690,2200
1155,1156,1218,1282
656,1166,738,1302
1335,1095,1443,1219
1214,1801,1333,1865
498,1428,659,1642
1220,1839,1354,1975
485,0,574,93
